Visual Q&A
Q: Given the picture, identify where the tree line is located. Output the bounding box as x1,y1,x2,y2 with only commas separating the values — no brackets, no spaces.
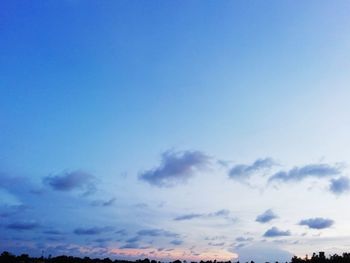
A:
2,251,350,263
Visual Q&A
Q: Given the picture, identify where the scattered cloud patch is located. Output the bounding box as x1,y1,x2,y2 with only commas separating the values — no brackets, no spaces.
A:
91,198,116,207
269,163,341,183
120,243,141,249
235,244,293,263
205,235,226,241
7,221,39,231
137,229,178,238
299,218,334,229
236,237,253,242
115,229,127,236
93,238,112,243
43,230,62,235
256,209,278,223
174,209,234,222
329,177,350,195
210,209,230,217
73,226,113,235
174,213,203,221
263,227,291,237
208,242,225,247
43,170,96,194
229,158,275,180
139,150,210,187
170,239,183,245
126,236,140,243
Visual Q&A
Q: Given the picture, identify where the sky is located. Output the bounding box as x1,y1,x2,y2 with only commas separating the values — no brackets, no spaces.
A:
1,1,350,262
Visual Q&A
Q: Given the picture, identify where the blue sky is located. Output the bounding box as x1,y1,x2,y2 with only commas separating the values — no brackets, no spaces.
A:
1,1,350,262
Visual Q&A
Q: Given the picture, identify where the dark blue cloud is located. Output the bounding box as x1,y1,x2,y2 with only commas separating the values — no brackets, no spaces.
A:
329,177,350,195
137,229,178,238
43,170,96,194
139,150,210,187
93,238,112,243
211,209,230,217
7,221,39,231
91,198,116,207
115,229,127,236
299,218,334,229
43,230,62,235
120,243,141,249
170,239,183,245
269,163,341,183
73,226,112,235
229,158,275,180
256,209,278,223
126,236,140,243
174,213,203,221
263,227,291,237
174,209,234,221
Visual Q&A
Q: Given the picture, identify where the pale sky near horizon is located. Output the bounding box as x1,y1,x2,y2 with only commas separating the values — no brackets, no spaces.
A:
1,1,350,262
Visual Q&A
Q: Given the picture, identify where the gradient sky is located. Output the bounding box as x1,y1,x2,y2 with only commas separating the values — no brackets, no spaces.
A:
1,1,350,262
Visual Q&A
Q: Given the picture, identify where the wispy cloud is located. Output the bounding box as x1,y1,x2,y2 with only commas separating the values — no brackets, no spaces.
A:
43,170,96,194
139,150,210,187
170,239,183,245
256,209,278,223
229,158,275,181
208,242,225,247
268,163,341,183
236,237,253,242
91,198,116,207
73,226,113,235
126,236,140,243
299,218,334,229
174,213,203,221
329,177,350,195
137,229,178,238
263,227,291,237
174,209,235,222
7,221,40,231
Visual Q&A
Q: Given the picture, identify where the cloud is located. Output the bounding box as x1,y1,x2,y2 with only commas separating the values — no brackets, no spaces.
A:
120,243,139,249
263,227,291,237
93,238,112,243
174,213,204,221
235,237,253,242
229,158,275,180
235,244,293,263
299,218,334,229
73,226,113,235
115,229,127,236
7,221,39,231
256,209,278,223
174,209,234,222
210,209,230,217
43,170,96,194
137,229,178,238
43,230,62,235
269,163,341,183
126,236,140,243
139,150,210,187
329,177,350,195
170,239,183,245
208,242,225,247
91,198,116,207
119,243,150,249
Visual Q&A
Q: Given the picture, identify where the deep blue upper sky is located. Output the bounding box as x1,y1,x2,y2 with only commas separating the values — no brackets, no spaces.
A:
1,1,350,262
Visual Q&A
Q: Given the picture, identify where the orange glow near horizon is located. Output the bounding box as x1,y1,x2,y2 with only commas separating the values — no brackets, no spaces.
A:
109,247,238,261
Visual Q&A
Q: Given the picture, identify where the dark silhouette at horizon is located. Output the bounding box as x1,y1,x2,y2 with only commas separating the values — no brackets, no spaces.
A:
2,251,350,263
